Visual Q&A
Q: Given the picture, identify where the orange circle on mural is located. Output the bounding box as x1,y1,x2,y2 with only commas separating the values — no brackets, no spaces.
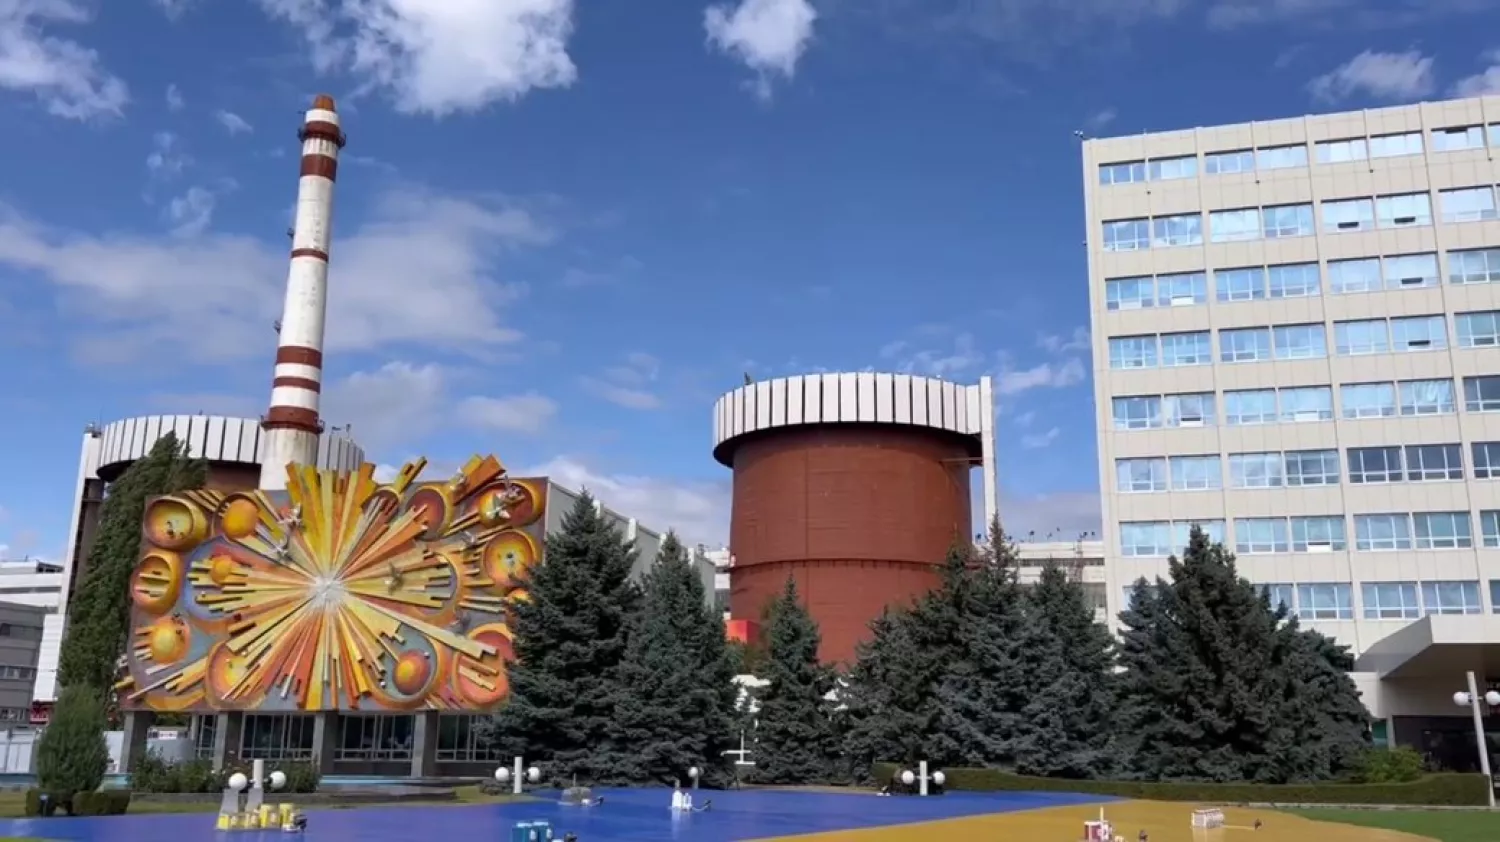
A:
147,616,190,664
131,552,183,615
482,530,538,591
475,480,542,529
453,623,513,708
391,650,433,696
219,496,261,540
406,486,453,542
208,554,239,586
507,588,531,603
143,497,208,550
205,641,263,708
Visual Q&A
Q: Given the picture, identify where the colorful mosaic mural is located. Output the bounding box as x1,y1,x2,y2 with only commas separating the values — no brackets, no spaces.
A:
117,456,546,712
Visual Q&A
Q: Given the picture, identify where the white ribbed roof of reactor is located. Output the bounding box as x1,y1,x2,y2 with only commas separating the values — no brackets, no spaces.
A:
93,415,363,476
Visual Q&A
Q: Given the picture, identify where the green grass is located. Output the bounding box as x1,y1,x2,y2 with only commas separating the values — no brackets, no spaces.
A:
1290,808,1500,842
0,786,530,819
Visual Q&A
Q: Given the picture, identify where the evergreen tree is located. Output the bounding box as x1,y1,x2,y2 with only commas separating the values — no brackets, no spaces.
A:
839,608,931,780
58,433,205,695
612,533,738,786
1114,528,1368,782
483,491,642,785
750,578,839,784
35,685,111,796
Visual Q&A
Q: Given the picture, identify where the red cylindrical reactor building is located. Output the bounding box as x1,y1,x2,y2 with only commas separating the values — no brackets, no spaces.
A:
713,372,990,665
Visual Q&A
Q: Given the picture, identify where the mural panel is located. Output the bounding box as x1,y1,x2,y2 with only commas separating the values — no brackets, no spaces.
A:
117,456,546,712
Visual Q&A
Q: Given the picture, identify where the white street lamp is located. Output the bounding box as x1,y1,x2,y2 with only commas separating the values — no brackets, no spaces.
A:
1452,670,1497,809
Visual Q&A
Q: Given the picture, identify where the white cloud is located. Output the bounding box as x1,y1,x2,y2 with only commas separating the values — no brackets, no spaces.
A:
145,131,189,178
526,456,730,546
874,325,1088,398
255,0,577,116
580,352,662,410
1085,107,1116,129
0,0,127,119
704,0,817,101
148,392,261,418
1451,49,1500,97
1036,326,1090,354
215,109,253,135
0,185,552,366
456,393,558,433
996,358,1085,395
1307,49,1435,103
992,490,1102,539
154,0,199,18
879,332,986,377
165,187,217,237
1020,426,1060,449
165,83,184,111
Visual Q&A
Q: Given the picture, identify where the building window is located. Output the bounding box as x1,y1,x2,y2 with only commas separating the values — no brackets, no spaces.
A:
1368,131,1423,158
1466,376,1500,412
1225,389,1277,426
1405,443,1463,481
1099,161,1146,185
1439,186,1498,223
193,715,218,760
1152,213,1203,247
1257,144,1308,169
1472,442,1500,479
1210,208,1262,243
1263,203,1315,238
1383,253,1439,289
1432,125,1486,152
337,714,413,762
1284,449,1340,486
1456,311,1500,347
1205,149,1255,174
1120,521,1172,557
1148,155,1198,181
1280,386,1333,422
1297,583,1353,620
1291,516,1346,551
1316,138,1367,163
1164,392,1215,427
1335,319,1389,355
1105,277,1154,310
1354,513,1413,551
1449,248,1500,285
1230,452,1284,488
1112,395,1161,429
1116,457,1168,493
1103,218,1151,251
1348,446,1403,484
1220,327,1272,362
1390,315,1447,351
1268,263,1320,298
1376,193,1432,228
1490,124,1500,146
1422,581,1483,616
1413,512,1473,549
1398,379,1455,416
1322,197,1375,232
1236,518,1289,554
1157,271,1208,305
436,714,506,763
1329,257,1383,294
1109,335,1157,369
1483,511,1500,548
1170,520,1226,548
1261,583,1297,611
240,714,315,761
1362,582,1420,620
1273,323,1327,360
1169,455,1221,491
1160,331,1213,366
1216,266,1265,301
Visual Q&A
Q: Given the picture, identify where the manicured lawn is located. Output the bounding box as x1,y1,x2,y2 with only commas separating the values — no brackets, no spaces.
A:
0,785,526,819
1290,808,1500,842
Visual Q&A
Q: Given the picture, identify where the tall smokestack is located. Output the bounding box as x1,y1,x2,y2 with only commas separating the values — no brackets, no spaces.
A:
259,94,345,491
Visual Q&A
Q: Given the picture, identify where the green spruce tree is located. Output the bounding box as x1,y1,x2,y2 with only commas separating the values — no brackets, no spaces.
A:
483,491,642,785
612,533,738,786
839,608,934,780
750,578,839,784
1265,623,1371,780
35,685,111,797
58,433,206,695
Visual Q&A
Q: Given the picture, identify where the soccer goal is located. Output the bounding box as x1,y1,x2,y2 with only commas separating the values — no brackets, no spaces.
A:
1191,808,1226,829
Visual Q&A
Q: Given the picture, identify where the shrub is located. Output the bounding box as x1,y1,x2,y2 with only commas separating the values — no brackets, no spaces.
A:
35,686,111,795
869,763,1490,806
218,759,321,793
131,753,221,793
24,788,70,817
71,790,132,816
1355,746,1426,784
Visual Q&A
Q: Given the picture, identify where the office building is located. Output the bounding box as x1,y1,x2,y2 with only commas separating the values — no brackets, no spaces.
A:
1083,95,1500,750
0,560,63,718
0,603,45,726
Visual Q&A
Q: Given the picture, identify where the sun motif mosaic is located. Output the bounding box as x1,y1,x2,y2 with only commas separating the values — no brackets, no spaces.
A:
116,456,547,712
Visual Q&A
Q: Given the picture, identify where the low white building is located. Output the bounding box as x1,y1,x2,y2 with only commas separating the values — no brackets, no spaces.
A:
0,559,65,706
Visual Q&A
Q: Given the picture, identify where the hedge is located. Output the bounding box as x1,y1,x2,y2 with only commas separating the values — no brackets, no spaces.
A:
23,788,132,816
869,764,1490,806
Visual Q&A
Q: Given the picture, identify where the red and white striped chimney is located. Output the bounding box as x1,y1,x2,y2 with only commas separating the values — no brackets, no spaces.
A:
259,94,345,491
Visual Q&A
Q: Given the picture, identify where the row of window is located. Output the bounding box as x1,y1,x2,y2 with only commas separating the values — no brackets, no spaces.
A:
1119,510,1500,557
1117,441,1500,492
1098,124,1500,186
1104,247,1500,311
1109,311,1500,370
1124,579,1500,622
1112,376,1500,431
1100,184,1499,252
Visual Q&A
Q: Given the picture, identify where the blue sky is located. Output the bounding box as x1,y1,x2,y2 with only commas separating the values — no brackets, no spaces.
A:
2,0,1499,560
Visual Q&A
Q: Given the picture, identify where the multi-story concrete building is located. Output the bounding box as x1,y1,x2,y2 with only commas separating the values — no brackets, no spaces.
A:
1084,95,1500,756
1015,539,1108,622
0,560,64,714
0,603,45,726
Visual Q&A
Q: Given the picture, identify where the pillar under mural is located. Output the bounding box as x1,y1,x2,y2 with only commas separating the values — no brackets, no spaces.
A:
211,712,243,772
410,711,439,778
119,710,155,774
311,711,338,774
